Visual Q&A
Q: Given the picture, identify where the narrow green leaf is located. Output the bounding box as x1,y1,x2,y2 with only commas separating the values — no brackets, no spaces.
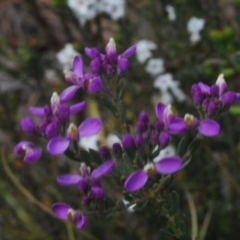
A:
89,149,103,164
181,157,192,169
177,137,187,157
102,97,118,117
187,138,201,155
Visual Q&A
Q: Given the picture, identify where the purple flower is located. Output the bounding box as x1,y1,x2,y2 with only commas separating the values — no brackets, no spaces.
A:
85,38,136,75
14,141,41,164
56,161,114,201
52,202,86,229
184,114,220,137
47,118,102,155
124,156,182,192
121,134,136,149
61,56,102,100
155,103,188,134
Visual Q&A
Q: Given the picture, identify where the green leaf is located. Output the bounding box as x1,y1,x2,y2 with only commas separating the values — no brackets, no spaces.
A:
89,149,103,164
102,97,118,117
177,137,187,157
187,138,201,155
64,149,81,162
181,157,192,169
80,150,93,165
170,191,179,215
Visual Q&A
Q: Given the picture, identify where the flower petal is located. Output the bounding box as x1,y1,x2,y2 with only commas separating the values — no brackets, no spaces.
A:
155,103,166,121
155,156,182,174
88,77,102,93
70,101,86,114
76,214,87,229
167,117,188,134
78,118,102,137
91,160,115,179
124,170,148,192
60,85,81,102
57,174,82,186
73,55,83,77
29,107,45,117
24,149,41,164
121,45,136,58
47,137,70,155
197,119,220,137
52,202,71,220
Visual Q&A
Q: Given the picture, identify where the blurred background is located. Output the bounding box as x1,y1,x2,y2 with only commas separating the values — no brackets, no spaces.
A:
1,0,240,239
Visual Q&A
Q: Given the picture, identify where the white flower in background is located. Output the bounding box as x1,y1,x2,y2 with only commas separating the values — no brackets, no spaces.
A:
56,43,79,70
171,87,186,102
68,0,98,26
145,58,165,76
153,145,176,163
153,73,177,91
165,5,176,21
153,73,186,104
135,40,157,63
106,134,121,148
79,135,99,151
187,17,205,42
99,0,125,20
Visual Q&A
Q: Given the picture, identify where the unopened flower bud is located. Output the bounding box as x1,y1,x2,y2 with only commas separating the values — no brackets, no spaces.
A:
159,132,170,148
134,134,144,148
122,134,136,149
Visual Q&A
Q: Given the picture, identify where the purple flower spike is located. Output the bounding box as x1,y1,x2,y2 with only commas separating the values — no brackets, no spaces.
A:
91,160,115,179
197,119,220,137
124,170,148,192
52,203,71,220
47,137,70,155
60,85,81,102
155,156,182,174
78,118,102,137
57,174,82,186
29,106,45,117
20,117,36,134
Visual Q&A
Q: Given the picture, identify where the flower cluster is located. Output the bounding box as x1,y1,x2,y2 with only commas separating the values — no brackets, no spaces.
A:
14,38,240,232
61,38,136,102
191,74,240,116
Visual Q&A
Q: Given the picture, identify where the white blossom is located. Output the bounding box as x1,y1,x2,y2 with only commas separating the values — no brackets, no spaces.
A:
56,43,79,70
98,0,125,20
153,73,186,104
79,135,99,151
187,17,205,42
165,5,176,21
135,40,157,63
67,0,98,26
145,58,165,76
